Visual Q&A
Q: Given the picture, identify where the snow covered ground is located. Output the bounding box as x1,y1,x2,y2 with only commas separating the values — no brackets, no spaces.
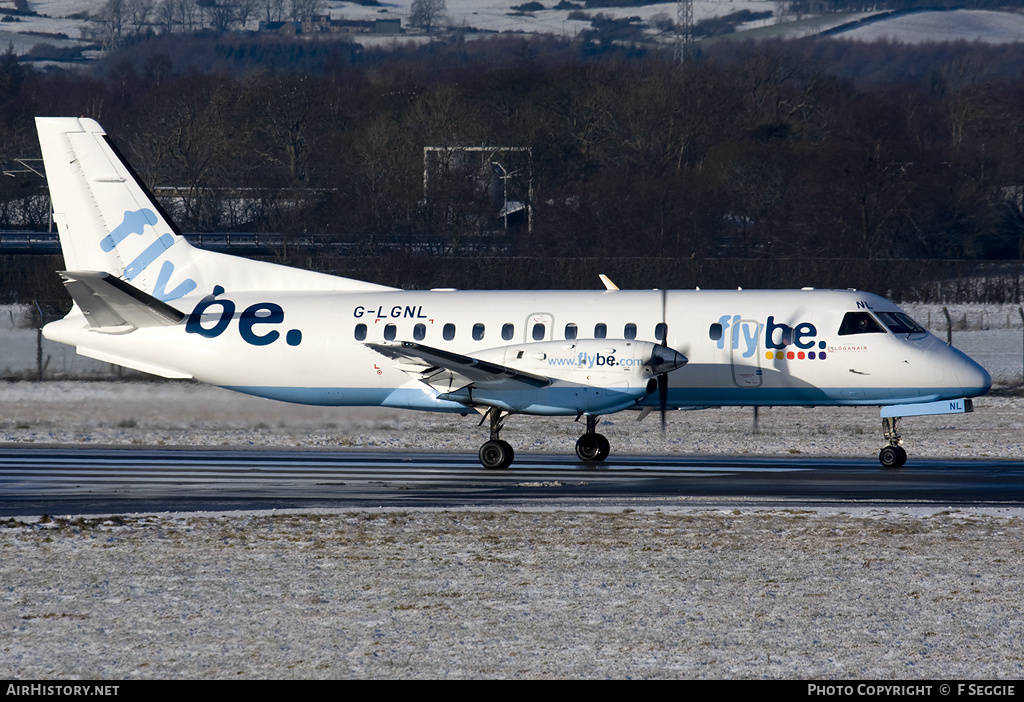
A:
0,0,786,56
4,506,1024,678
835,9,1024,45
4,1,1024,63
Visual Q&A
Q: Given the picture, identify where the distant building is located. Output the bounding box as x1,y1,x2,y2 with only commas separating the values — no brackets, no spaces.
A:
374,19,401,34
299,15,402,35
258,21,301,36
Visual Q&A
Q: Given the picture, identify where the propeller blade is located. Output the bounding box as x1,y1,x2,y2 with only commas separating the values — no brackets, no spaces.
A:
658,372,668,434
660,289,668,434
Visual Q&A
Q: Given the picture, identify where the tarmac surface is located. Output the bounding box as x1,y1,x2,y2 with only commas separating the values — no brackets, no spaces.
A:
3,446,1024,516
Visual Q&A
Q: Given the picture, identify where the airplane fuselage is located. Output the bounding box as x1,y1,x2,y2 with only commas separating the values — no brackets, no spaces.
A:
44,287,991,415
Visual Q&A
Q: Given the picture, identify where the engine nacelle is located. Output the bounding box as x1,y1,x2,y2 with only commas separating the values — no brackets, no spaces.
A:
491,339,685,379
460,339,687,415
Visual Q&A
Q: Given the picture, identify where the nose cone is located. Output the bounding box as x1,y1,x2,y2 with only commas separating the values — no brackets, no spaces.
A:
957,353,992,398
649,347,688,375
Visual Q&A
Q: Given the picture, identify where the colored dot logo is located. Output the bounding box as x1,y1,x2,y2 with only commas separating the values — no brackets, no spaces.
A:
766,349,827,360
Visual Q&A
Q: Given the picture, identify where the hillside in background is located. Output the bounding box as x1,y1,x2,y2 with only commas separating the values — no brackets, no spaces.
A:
2,1,1024,66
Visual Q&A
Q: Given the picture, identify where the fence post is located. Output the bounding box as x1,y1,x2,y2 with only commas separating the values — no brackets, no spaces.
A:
33,300,43,381
942,307,952,346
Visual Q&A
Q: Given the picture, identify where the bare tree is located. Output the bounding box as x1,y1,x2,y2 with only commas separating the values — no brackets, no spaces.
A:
410,0,446,33
125,0,154,35
86,0,126,50
202,1,239,32
154,0,177,33
261,0,287,22
289,0,325,21
177,0,201,32
234,0,260,29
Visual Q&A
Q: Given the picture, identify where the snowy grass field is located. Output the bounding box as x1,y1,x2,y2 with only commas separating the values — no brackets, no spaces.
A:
4,506,1024,678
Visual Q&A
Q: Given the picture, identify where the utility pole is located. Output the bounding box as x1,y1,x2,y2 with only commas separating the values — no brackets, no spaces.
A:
675,0,693,64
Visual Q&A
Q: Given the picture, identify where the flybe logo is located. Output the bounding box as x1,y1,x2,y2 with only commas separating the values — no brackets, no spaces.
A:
716,315,829,361
101,209,197,302
186,287,303,347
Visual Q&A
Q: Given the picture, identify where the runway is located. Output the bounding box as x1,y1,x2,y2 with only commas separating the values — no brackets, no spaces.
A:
3,446,1024,515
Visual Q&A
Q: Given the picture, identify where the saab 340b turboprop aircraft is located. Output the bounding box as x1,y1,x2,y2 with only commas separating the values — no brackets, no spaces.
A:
35,117,992,469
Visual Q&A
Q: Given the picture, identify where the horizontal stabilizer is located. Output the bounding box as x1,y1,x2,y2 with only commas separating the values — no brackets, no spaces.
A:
60,270,185,333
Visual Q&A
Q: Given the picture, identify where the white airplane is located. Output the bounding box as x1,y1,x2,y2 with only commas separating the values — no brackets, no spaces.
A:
35,117,992,469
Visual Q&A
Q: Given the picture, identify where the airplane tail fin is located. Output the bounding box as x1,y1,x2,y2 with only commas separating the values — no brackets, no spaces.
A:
35,117,393,303
35,117,204,302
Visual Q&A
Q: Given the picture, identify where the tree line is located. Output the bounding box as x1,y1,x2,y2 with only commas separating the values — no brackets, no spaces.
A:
1,33,1024,300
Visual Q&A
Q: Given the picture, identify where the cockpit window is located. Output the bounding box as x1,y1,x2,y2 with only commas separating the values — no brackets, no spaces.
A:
838,311,886,336
875,311,926,335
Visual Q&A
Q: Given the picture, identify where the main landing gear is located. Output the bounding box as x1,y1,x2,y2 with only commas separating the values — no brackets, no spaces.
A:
575,415,610,463
476,410,611,469
879,416,908,469
478,407,515,470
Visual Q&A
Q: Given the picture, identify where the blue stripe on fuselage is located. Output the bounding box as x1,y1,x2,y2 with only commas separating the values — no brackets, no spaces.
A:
221,384,988,411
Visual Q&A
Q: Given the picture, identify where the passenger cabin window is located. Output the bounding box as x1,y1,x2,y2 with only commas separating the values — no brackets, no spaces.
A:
709,323,722,341
354,323,367,341
594,323,607,339
414,323,426,341
443,323,456,341
472,323,485,341
875,312,926,335
564,323,578,340
838,312,886,336
502,323,514,341
532,323,546,341
384,324,397,341
624,323,637,340
655,322,668,343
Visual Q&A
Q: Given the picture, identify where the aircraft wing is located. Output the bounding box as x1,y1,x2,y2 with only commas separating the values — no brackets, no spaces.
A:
59,270,185,333
365,341,551,394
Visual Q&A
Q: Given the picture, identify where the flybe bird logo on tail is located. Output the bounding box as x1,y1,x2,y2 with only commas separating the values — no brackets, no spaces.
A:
102,209,197,302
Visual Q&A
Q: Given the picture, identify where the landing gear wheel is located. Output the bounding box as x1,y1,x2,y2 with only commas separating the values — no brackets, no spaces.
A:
879,445,907,469
575,432,610,463
480,439,514,470
879,416,908,468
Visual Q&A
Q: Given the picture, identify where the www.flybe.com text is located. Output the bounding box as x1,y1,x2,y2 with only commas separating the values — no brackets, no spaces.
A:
546,352,644,369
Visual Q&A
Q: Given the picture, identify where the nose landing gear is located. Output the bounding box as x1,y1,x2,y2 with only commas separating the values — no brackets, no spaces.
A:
879,416,908,468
